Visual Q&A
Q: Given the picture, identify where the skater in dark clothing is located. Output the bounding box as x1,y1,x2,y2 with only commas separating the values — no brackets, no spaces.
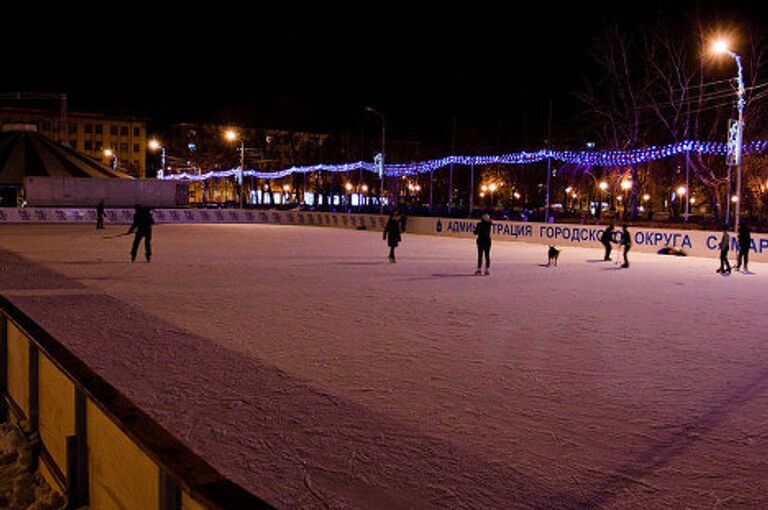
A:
619,224,632,268
399,211,407,233
128,205,154,262
96,200,106,229
600,223,615,261
383,211,402,263
735,223,751,272
716,227,731,274
473,213,492,275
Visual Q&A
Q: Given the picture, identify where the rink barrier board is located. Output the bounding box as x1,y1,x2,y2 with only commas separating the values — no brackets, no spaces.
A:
0,298,275,510
1,207,767,262
405,217,768,263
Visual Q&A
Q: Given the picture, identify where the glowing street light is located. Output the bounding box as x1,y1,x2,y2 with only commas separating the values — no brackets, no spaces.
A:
488,183,498,192
710,36,745,231
361,184,369,192
642,194,651,202
712,39,730,55
598,181,609,191
731,195,739,203
565,186,573,193
224,129,245,208
513,191,521,200
620,180,632,191
148,138,166,178
345,182,353,192
103,148,118,170
676,186,687,196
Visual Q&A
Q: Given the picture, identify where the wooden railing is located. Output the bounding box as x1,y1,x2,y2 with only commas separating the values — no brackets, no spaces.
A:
0,295,274,510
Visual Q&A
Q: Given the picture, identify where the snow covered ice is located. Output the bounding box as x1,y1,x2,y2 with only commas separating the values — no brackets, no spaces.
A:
0,223,767,509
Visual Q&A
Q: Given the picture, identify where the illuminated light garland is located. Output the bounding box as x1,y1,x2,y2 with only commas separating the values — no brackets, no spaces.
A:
160,139,768,182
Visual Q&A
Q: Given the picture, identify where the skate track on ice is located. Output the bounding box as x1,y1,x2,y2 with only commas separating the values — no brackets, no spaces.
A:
0,224,766,509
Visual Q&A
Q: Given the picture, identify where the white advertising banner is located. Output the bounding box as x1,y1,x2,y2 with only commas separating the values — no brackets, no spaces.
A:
406,216,768,263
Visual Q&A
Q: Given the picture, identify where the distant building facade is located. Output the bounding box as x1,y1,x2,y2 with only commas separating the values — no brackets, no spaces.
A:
0,107,148,178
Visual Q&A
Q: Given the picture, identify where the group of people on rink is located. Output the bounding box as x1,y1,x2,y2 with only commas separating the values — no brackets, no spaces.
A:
717,222,752,274
599,223,632,268
97,204,757,272
382,210,756,274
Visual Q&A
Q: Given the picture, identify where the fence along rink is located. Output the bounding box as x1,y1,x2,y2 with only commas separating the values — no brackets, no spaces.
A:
1,207,766,262
0,297,273,510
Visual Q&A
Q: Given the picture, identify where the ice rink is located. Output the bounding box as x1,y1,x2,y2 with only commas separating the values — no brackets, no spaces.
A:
1,223,767,509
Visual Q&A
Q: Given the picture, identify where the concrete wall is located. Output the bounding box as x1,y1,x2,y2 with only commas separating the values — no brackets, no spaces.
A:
24,177,188,208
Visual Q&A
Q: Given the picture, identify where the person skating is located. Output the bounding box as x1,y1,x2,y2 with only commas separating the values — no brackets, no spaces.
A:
383,211,402,263
399,211,407,233
473,213,492,275
96,200,106,230
619,224,631,268
735,222,751,272
128,205,154,262
716,227,731,274
600,223,615,261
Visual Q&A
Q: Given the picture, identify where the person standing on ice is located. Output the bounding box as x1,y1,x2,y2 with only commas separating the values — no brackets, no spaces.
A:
383,211,402,263
600,223,615,261
619,224,631,268
473,213,492,275
735,222,751,272
96,200,106,230
716,227,731,274
128,205,154,263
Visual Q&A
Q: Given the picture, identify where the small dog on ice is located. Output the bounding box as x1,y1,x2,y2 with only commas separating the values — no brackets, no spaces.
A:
546,246,560,266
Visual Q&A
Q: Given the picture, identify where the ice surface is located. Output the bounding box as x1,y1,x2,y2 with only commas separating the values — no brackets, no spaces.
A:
0,224,767,509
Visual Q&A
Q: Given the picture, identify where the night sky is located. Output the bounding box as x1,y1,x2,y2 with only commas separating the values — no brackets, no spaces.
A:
2,1,763,156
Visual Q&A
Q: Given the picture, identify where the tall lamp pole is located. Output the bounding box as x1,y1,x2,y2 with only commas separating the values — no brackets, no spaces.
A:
365,107,386,215
712,39,746,232
225,129,245,208
148,138,166,178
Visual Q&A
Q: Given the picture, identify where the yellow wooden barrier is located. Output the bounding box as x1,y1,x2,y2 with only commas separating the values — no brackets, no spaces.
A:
87,399,160,509
38,354,75,492
6,321,29,419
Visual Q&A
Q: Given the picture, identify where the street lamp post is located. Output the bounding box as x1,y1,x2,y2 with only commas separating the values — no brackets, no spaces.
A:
598,180,609,218
103,148,118,170
365,107,386,215
225,129,245,208
712,39,746,231
148,139,166,178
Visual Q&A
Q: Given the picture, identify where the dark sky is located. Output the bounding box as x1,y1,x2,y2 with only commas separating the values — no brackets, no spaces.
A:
2,1,763,155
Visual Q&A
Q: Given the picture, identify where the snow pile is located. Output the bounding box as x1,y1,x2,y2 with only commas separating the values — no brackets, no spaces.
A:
0,423,64,510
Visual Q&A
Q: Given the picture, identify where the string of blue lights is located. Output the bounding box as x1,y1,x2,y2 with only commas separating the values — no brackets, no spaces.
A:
160,139,768,182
